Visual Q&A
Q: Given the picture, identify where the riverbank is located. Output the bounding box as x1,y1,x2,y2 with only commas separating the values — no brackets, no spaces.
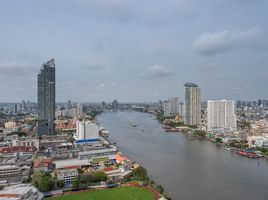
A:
95,113,170,200
97,111,268,200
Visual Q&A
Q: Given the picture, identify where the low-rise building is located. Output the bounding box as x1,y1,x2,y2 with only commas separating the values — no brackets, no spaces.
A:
0,164,20,178
0,184,43,200
55,168,78,185
34,159,54,172
79,146,117,160
0,146,37,157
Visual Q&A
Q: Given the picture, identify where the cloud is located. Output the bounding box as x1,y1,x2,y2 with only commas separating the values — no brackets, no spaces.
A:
0,61,34,75
141,65,173,78
72,0,196,25
97,83,105,90
193,28,261,55
81,64,105,70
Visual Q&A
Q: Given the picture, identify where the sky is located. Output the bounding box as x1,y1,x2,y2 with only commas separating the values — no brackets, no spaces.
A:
0,0,267,102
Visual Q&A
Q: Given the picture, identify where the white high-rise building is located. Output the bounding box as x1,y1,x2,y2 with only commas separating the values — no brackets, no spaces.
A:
76,120,99,140
169,97,180,116
207,100,237,132
76,103,83,117
163,100,171,117
161,97,180,117
184,83,201,125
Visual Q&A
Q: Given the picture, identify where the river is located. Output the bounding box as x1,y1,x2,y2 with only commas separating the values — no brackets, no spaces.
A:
98,111,268,200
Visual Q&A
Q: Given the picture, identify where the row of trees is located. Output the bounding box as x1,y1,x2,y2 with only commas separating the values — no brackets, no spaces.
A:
132,166,171,200
193,130,207,138
72,171,107,189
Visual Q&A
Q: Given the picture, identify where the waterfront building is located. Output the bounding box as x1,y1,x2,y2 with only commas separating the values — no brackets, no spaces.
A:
78,146,117,160
37,59,56,136
76,120,99,140
169,97,180,116
162,100,171,117
207,100,237,132
184,83,201,125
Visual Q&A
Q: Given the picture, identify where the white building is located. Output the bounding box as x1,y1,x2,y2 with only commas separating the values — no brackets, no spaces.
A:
76,103,83,116
162,100,171,117
162,97,180,117
169,97,180,116
207,100,237,132
76,120,99,140
184,83,201,125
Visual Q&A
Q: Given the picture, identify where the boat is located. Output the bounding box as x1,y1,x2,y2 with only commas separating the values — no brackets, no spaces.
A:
224,147,231,151
236,150,262,158
129,121,137,127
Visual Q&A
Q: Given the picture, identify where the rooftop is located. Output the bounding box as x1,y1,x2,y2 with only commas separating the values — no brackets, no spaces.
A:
184,82,199,88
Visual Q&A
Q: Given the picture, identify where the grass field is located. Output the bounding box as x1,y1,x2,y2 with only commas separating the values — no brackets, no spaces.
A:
46,186,155,200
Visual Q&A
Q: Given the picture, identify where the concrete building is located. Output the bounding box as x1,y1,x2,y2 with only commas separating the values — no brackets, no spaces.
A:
0,184,43,200
162,100,171,117
169,97,180,116
184,83,201,125
79,146,117,160
76,120,99,140
55,168,78,185
0,146,37,157
37,58,56,136
4,121,17,130
0,165,20,178
76,103,83,116
207,100,237,132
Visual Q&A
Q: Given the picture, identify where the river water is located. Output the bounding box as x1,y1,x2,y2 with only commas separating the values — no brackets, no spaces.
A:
98,111,268,200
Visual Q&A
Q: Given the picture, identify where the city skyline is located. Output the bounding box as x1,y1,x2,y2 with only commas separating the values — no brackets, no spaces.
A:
0,0,268,102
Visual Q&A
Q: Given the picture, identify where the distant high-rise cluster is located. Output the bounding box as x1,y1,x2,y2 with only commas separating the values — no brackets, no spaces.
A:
207,100,237,132
184,83,201,125
37,59,56,136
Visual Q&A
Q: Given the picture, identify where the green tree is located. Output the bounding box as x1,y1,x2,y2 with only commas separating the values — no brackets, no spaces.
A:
133,166,148,181
38,176,54,192
56,180,65,189
193,130,206,138
77,168,83,174
157,185,164,194
215,138,222,143
93,171,107,182
72,178,80,189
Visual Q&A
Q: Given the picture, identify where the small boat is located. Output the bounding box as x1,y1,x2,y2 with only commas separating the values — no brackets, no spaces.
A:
129,121,137,127
225,147,231,151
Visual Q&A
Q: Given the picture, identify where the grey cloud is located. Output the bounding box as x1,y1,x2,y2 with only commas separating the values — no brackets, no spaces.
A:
73,0,196,25
0,61,34,75
81,64,105,70
141,65,173,78
193,28,261,55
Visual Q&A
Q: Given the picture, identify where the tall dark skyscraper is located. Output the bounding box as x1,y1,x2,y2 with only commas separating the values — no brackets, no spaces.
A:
37,58,56,136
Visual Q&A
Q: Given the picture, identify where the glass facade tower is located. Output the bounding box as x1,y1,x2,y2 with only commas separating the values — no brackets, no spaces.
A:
37,59,55,136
